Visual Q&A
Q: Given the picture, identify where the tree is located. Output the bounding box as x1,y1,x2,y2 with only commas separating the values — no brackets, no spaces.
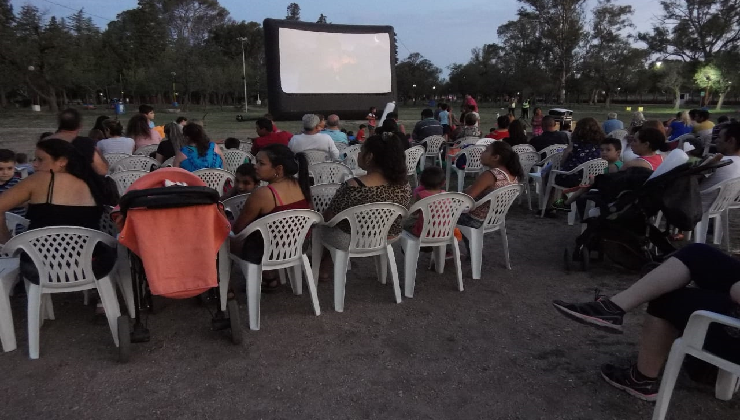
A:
657,61,685,109
395,53,441,104
512,0,588,104
286,3,300,21
158,0,231,45
694,64,722,106
316,14,327,24
639,0,740,62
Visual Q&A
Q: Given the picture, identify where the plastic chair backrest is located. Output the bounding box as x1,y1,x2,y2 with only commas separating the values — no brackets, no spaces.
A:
302,149,330,165
238,141,252,153
537,151,564,169
2,226,117,290
329,202,408,253
335,142,348,152
104,153,131,168
111,156,159,173
512,144,536,154
422,135,446,155
577,159,609,184
408,192,474,245
310,162,353,185
223,149,250,173
193,168,235,192
133,144,158,156
476,184,521,230
405,145,425,175
476,138,494,146
459,137,480,147
98,206,117,237
222,193,249,219
161,156,175,167
341,145,362,169
518,151,540,174
5,212,29,236
16,167,28,179
109,170,148,196
233,209,322,267
540,144,567,159
459,146,486,172
707,177,740,215
607,129,628,140
310,183,341,215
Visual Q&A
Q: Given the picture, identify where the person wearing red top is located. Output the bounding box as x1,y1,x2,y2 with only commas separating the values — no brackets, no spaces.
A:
264,114,278,132
251,117,292,155
464,94,479,112
490,115,510,140
356,124,367,143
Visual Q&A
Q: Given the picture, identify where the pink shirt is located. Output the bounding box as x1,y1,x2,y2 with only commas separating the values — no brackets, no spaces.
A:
134,130,162,150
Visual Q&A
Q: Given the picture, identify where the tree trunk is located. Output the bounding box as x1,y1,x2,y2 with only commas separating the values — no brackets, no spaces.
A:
558,69,566,104
703,88,712,107
605,93,611,108
673,89,680,110
47,87,58,112
716,91,728,111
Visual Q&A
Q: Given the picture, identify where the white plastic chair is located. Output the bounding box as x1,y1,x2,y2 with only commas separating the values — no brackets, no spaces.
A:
302,149,331,165
133,144,158,156
652,310,740,420
405,145,425,187
110,156,159,173
448,146,486,192
607,129,628,140
16,167,28,179
400,193,474,298
309,162,353,185
512,144,536,154
222,193,249,220
5,212,29,236
541,158,608,225
529,151,563,201
310,184,341,215
335,142,349,152
476,138,494,146
109,170,148,196
223,149,250,173
517,151,540,210
194,168,235,192
340,145,364,176
458,137,481,147
104,153,132,168
238,141,253,153
311,203,408,312
160,156,175,168
538,144,568,160
229,210,322,330
421,135,446,167
3,227,123,359
0,257,20,352
671,133,696,150
457,185,521,279
694,177,740,247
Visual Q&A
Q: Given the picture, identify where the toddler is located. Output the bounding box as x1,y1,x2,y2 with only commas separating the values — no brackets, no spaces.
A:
0,149,26,219
224,137,240,150
600,138,623,174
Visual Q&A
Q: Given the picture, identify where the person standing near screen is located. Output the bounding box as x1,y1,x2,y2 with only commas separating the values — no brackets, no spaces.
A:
366,107,377,135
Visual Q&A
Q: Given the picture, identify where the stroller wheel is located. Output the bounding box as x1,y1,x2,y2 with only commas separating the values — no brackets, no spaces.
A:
563,247,572,272
580,247,590,271
227,300,243,345
117,315,131,363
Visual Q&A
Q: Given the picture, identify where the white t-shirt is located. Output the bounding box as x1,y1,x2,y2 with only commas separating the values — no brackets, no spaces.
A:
700,155,740,211
288,133,340,160
97,137,135,155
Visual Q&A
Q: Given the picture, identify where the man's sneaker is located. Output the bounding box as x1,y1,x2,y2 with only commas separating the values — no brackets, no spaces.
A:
600,363,659,402
552,297,625,333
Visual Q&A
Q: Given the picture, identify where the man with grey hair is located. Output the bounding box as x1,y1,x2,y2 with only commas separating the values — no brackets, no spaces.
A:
321,114,349,145
602,112,624,135
288,114,340,159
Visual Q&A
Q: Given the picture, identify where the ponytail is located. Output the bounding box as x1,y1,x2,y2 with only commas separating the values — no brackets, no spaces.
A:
260,144,313,206
490,141,524,179
295,152,312,207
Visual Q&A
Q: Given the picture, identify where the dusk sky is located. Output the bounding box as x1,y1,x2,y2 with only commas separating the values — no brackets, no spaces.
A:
18,0,665,76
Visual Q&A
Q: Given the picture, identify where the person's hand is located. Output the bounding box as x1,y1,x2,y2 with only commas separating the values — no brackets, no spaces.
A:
731,282,740,305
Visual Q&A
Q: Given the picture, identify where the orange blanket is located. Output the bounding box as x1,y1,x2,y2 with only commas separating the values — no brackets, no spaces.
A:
117,168,231,299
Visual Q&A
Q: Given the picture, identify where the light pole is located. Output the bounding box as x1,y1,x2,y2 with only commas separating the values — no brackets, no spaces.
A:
171,72,177,106
238,37,248,113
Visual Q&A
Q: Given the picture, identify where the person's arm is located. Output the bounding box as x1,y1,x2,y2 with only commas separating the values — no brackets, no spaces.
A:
173,150,187,168
463,170,494,200
214,144,225,159
327,138,340,160
91,149,109,175
0,176,35,243
560,144,573,163
621,158,650,171
155,153,165,164
731,282,740,304
232,186,270,234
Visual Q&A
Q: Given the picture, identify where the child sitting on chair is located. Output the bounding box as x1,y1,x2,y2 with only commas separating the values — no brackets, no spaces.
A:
222,163,258,201
224,137,240,150
600,138,623,174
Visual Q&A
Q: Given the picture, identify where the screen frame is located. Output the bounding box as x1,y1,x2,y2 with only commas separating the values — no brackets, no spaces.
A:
264,19,397,120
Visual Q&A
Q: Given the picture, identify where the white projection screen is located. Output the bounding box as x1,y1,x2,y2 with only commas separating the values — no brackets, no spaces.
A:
264,19,397,120
278,28,392,94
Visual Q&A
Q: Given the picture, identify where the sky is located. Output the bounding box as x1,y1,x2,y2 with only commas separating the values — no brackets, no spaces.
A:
17,0,665,77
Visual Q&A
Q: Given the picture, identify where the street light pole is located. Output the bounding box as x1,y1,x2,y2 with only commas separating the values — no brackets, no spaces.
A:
238,37,248,113
171,72,177,106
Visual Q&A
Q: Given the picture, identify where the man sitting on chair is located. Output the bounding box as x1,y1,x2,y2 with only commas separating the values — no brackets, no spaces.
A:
287,114,340,160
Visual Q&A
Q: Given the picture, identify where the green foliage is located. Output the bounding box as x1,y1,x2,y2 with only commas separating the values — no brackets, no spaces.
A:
286,3,301,21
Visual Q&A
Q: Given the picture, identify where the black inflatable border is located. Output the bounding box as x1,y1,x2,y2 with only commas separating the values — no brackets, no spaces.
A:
263,18,397,121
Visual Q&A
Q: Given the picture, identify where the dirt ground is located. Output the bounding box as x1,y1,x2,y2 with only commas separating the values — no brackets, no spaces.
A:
1,201,739,420
1,108,739,419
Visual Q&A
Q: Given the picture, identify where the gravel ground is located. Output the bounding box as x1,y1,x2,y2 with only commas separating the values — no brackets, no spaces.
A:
2,203,739,420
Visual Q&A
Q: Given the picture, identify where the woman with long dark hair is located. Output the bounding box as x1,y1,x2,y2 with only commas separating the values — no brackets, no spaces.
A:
126,114,161,150
231,144,312,291
155,122,186,163
504,119,528,147
174,124,224,171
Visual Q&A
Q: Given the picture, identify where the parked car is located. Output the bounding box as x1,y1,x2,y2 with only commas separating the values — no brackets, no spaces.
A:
548,108,573,130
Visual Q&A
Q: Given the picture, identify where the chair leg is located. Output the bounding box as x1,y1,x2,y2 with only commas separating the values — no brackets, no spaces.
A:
311,233,324,285
97,277,121,347
332,250,350,312
541,184,553,217
723,209,731,252
217,242,230,312
567,201,577,226
715,370,738,401
242,262,262,331
0,277,16,352
433,246,446,274
713,214,723,245
43,294,54,321
457,170,464,192
694,213,710,244
652,341,686,420
500,223,511,269
386,246,402,304
27,283,42,359
278,269,287,285
290,264,302,295
374,255,387,284
451,239,464,292
400,236,420,298
301,255,320,316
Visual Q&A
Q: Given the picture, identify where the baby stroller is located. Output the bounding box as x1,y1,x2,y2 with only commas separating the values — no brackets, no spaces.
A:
114,168,238,362
564,152,731,272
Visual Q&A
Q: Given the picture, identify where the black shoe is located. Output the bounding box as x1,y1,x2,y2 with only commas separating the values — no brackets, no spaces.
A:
600,364,659,402
552,297,625,333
